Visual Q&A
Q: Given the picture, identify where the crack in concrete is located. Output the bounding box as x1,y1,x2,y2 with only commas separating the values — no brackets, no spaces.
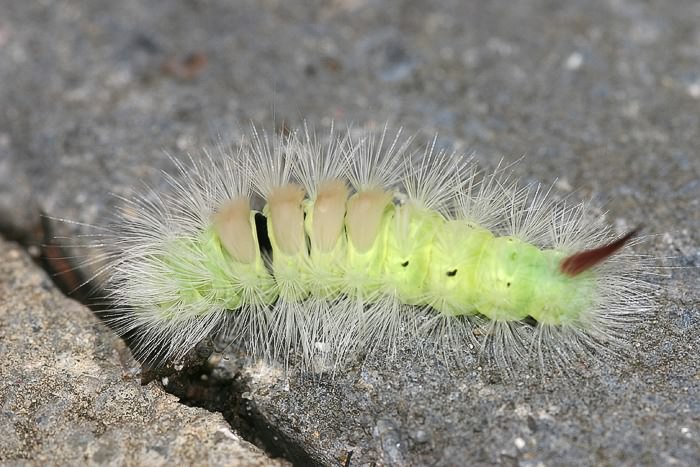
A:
0,216,320,467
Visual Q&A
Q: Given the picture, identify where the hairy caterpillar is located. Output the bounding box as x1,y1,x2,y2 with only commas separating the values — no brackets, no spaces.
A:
104,124,655,375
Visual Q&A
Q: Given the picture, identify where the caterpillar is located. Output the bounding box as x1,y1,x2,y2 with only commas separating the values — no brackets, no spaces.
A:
104,124,655,375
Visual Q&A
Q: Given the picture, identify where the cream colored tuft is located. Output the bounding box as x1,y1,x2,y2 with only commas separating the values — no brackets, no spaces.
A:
211,198,256,264
312,179,349,252
268,183,307,255
345,189,392,253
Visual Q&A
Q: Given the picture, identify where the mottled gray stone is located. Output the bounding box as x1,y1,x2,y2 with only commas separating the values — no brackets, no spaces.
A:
0,238,288,466
0,0,699,465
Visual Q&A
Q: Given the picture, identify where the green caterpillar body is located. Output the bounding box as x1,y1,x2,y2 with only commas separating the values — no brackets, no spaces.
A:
110,126,653,373
168,190,595,327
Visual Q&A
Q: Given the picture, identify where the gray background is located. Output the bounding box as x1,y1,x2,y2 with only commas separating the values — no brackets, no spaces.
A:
0,0,698,465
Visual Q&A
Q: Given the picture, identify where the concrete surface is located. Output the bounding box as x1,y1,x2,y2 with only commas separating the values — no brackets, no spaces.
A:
0,238,289,466
0,0,698,465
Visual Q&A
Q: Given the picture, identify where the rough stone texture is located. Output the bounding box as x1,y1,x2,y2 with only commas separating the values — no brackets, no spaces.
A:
0,238,289,466
0,0,698,466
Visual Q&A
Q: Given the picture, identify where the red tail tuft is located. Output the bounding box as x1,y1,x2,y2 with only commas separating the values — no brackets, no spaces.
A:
560,227,641,276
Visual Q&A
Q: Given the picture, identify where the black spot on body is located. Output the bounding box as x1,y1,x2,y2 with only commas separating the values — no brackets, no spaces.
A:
522,316,538,327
